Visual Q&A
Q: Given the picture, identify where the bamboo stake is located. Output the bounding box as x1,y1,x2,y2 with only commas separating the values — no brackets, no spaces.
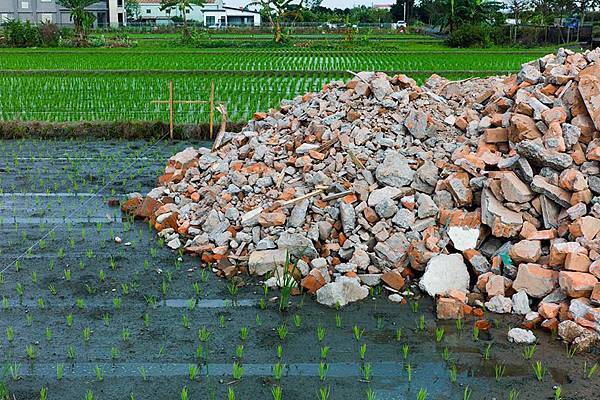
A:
169,80,174,140
209,80,215,139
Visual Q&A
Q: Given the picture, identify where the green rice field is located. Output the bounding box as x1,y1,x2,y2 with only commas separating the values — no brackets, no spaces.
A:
0,34,572,124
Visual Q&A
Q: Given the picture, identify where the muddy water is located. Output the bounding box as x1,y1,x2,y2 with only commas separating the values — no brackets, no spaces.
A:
1,139,599,400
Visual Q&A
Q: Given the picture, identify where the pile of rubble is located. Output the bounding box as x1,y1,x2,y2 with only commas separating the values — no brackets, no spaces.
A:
123,48,600,351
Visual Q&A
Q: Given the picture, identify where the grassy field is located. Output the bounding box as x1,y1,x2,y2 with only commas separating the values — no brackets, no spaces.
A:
0,33,572,124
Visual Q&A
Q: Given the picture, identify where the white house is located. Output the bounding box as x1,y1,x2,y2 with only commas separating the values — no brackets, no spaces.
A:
137,0,260,27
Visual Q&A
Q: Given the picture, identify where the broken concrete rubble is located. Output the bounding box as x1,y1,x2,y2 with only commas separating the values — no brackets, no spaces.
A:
125,48,600,351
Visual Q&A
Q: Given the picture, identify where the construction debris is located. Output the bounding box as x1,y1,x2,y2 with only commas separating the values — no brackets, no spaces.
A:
124,48,600,351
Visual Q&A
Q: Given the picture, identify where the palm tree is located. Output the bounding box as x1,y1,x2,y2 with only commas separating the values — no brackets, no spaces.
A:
160,0,205,38
57,0,97,42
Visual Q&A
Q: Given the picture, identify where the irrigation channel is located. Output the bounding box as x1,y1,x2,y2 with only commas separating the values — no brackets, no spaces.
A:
1,139,599,400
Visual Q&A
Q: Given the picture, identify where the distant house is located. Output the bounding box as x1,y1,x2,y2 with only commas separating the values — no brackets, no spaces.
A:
372,3,393,10
138,0,260,27
0,0,126,27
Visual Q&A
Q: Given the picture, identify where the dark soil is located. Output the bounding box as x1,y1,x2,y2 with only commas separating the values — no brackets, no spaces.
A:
1,139,599,400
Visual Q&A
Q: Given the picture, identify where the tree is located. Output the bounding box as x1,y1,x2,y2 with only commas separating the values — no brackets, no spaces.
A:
125,0,141,21
160,0,205,38
56,0,97,42
247,0,304,43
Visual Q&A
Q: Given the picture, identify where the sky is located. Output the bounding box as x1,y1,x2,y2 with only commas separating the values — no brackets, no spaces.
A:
224,1,382,9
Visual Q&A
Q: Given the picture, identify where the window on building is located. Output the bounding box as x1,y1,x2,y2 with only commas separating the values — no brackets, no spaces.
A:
40,0,52,3
185,9,189,13
165,9,170,14
21,1,29,9
206,16,215,26
0,13,9,23
117,0,122,6
146,9,151,13
39,13,53,22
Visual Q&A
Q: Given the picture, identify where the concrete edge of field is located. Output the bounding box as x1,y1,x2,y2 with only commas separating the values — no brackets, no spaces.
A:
0,120,246,140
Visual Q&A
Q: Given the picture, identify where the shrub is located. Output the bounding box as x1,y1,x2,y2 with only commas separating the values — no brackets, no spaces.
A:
3,19,42,47
38,22,61,47
447,24,491,48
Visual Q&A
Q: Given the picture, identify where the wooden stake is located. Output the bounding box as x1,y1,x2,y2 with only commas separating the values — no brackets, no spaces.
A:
169,80,174,140
209,80,215,139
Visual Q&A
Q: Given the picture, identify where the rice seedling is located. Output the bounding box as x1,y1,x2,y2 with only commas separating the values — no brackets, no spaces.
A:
181,386,188,400
417,315,425,331
376,317,384,329
435,327,444,342
94,365,103,382
277,324,288,341
143,313,150,327
442,346,451,362
360,362,372,382
402,343,409,359
6,326,14,343
228,387,236,400
122,327,131,343
319,362,328,381
317,385,330,400
273,361,285,381
449,363,457,383
293,314,301,328
198,327,211,342
554,386,562,400
182,314,190,329
472,326,480,341
75,298,86,309
255,314,262,326
56,363,64,380
86,389,94,400
565,343,577,358
271,386,282,400
232,362,244,380
494,363,506,382
111,347,119,360
83,327,91,343
320,346,329,359
189,364,199,381
406,363,413,382
26,314,33,327
138,366,148,381
584,361,598,379
103,313,110,327
482,343,492,360
26,344,36,359
416,388,427,400
463,386,471,400
395,328,402,341
316,325,325,342
276,344,283,359
335,314,341,328
240,326,248,341
67,345,76,360
411,301,419,313
9,362,21,380
236,345,244,359
353,325,364,341
359,343,367,360
39,387,48,400
455,317,463,332
227,280,239,298
532,361,546,381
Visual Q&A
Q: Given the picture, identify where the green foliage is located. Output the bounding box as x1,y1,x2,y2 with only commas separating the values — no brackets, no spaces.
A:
447,24,491,47
2,20,42,47
56,0,98,41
